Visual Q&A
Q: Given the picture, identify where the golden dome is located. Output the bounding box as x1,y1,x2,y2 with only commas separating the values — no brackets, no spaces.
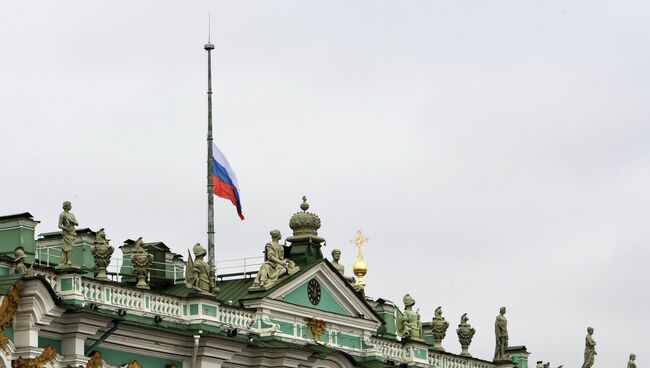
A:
353,257,367,278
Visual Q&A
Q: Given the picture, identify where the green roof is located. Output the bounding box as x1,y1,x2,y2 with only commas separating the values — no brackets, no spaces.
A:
161,260,323,305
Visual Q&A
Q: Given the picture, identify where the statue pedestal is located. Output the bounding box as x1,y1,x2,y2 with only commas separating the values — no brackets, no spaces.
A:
431,340,445,351
494,359,515,368
95,267,109,281
54,265,83,274
135,275,150,289
286,236,324,267
459,346,471,357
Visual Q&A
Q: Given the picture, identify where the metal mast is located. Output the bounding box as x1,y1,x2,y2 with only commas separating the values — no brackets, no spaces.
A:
205,37,215,265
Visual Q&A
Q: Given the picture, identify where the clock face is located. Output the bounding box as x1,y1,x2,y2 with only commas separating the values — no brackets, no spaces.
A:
307,278,321,305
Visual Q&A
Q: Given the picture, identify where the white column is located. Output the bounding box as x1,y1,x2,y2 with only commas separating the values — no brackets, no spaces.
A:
12,314,40,359
61,333,88,366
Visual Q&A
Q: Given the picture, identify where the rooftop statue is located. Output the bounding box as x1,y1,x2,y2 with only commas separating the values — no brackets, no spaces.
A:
456,313,476,357
186,243,217,294
494,306,509,361
628,353,636,368
91,228,114,281
431,306,449,351
331,249,365,295
250,230,299,290
13,246,27,275
397,294,423,340
57,201,78,267
581,327,596,368
331,249,348,278
131,237,154,289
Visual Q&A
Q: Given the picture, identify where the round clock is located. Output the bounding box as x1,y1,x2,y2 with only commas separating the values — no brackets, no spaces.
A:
307,278,321,305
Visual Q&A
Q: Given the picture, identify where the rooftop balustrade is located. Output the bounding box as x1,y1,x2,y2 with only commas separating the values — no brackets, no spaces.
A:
34,242,263,282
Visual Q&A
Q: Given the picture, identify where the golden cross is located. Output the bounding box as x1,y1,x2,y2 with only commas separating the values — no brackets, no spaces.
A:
350,230,369,259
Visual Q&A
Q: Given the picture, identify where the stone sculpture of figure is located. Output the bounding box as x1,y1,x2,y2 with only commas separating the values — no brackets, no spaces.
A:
13,246,27,274
581,327,596,368
185,243,214,294
250,230,299,290
431,306,450,351
331,249,355,283
628,353,636,368
494,306,509,361
57,201,78,267
457,313,476,357
397,294,423,340
91,228,114,281
331,249,366,295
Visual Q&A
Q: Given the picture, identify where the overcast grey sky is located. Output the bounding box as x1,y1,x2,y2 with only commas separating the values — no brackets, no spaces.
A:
1,1,649,367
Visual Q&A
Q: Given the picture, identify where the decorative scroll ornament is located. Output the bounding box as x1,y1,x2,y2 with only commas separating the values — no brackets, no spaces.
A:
0,282,22,353
124,361,143,368
86,351,104,368
306,317,327,343
11,345,57,368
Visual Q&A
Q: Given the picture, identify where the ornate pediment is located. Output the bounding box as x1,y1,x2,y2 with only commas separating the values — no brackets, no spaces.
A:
246,261,381,327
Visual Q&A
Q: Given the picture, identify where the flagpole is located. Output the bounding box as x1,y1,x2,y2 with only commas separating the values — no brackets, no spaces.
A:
205,38,215,269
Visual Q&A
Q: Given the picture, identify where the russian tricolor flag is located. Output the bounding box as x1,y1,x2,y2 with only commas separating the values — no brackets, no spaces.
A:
212,144,244,220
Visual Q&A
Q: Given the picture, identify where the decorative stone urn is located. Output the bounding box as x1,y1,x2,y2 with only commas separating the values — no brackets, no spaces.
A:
130,237,153,289
456,313,476,357
91,228,114,281
431,306,449,351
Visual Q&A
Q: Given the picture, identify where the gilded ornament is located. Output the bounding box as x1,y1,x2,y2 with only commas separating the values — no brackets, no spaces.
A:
349,231,368,289
125,361,143,368
306,317,327,342
86,351,103,368
11,345,57,368
0,282,22,353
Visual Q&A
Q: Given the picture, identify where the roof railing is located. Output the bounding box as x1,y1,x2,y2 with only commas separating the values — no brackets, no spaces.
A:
35,243,262,282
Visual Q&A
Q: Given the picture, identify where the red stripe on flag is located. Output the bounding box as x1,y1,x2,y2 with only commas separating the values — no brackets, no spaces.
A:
212,177,245,220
